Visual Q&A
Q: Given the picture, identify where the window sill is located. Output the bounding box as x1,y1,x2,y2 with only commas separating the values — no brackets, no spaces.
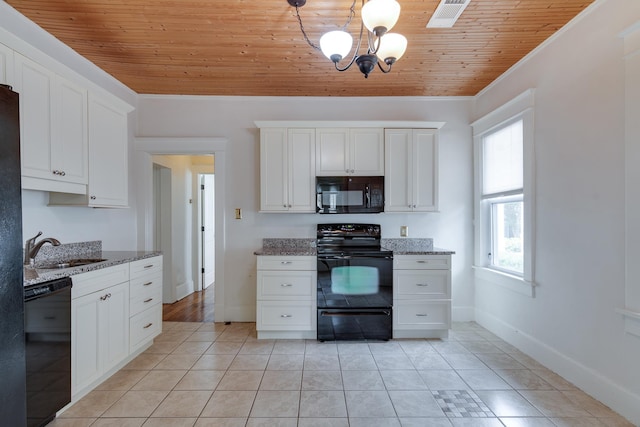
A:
616,308,640,338
473,266,536,297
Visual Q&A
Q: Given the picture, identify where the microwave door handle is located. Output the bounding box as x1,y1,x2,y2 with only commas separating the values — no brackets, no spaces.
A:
365,185,371,208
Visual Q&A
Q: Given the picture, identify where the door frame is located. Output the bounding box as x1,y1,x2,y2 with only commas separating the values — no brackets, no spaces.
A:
134,137,227,321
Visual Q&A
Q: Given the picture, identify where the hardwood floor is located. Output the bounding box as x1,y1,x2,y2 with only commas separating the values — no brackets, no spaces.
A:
162,286,215,322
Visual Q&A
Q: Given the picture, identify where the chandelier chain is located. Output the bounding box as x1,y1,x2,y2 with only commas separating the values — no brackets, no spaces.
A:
294,5,320,51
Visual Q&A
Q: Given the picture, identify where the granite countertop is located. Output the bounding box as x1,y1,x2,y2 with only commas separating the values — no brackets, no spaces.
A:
254,237,454,256
24,249,162,287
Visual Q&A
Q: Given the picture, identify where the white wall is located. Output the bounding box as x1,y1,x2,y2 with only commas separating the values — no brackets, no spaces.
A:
21,190,137,250
473,0,640,423
136,96,475,322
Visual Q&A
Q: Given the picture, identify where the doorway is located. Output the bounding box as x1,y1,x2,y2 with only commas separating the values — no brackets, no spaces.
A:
135,137,227,322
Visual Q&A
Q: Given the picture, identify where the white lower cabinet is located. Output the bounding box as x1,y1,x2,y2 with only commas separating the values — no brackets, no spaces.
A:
129,256,163,352
70,256,163,401
393,254,451,339
256,256,316,339
71,265,129,398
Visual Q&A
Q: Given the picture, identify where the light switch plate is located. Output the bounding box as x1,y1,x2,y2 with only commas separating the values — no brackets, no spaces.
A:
400,225,408,237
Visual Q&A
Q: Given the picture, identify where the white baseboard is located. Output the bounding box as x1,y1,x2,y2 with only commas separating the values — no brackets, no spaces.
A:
475,308,640,425
175,280,194,301
452,305,475,322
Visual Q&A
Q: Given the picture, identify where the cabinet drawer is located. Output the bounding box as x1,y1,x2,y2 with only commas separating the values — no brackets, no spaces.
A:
130,304,162,351
257,301,315,331
394,270,450,299
257,271,315,300
71,263,129,299
130,286,163,317
394,300,451,330
130,271,162,299
130,256,163,279
394,255,450,270
257,256,316,271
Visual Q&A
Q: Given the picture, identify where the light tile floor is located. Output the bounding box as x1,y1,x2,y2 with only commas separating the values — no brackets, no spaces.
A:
51,321,635,427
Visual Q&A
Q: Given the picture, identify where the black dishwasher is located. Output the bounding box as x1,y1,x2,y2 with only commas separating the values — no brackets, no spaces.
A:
24,276,73,427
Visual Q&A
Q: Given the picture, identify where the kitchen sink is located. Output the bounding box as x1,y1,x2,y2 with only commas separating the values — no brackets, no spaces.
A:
37,258,107,269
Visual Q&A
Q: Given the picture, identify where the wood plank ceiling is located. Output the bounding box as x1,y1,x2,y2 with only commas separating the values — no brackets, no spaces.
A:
5,0,594,97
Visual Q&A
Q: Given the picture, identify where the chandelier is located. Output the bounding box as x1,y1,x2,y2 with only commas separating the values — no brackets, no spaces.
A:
286,0,408,78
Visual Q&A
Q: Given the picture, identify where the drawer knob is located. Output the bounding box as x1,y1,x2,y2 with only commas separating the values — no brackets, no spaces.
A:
100,293,111,301
144,264,154,269
416,313,428,317
280,314,292,318
280,261,292,265
143,281,153,286
281,283,293,287
416,283,429,287
143,323,153,329
144,298,153,303
416,260,428,264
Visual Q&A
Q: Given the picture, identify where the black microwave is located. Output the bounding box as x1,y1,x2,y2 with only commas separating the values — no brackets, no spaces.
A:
316,176,384,214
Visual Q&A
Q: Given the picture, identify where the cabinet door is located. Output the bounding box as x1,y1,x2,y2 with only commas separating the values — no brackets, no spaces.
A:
0,43,13,85
52,77,88,184
15,54,54,180
350,128,384,175
72,290,101,395
88,95,128,207
316,128,349,175
384,129,412,212
260,128,288,211
413,129,438,211
102,282,129,373
287,128,316,212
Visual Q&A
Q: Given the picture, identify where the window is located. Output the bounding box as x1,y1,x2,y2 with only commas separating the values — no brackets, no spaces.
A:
482,119,524,275
473,90,535,294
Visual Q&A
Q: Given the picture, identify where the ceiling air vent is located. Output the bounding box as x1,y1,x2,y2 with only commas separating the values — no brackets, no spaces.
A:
426,0,471,28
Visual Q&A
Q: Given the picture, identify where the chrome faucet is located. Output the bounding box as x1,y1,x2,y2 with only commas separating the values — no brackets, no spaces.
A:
24,231,61,266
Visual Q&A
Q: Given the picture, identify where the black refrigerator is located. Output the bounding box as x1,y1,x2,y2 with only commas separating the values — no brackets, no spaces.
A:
0,84,27,426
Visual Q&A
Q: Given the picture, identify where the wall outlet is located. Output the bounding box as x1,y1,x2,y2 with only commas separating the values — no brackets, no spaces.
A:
235,208,242,219
400,225,408,237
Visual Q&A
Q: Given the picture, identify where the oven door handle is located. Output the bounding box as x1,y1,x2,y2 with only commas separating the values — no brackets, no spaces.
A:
320,310,391,317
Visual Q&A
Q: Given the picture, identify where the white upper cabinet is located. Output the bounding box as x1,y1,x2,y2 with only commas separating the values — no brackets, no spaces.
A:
0,43,13,86
316,127,384,176
87,94,129,207
260,127,316,212
385,128,439,212
14,53,88,193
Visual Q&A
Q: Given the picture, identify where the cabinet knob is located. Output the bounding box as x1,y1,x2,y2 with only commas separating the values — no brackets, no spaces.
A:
143,281,153,286
283,204,287,208
416,314,428,317
288,204,292,208
90,196,97,200
61,171,66,176
281,283,293,287
408,204,412,208
144,298,153,303
100,293,111,301
416,283,429,287
143,323,153,329
416,260,427,264
280,314,292,318
280,261,292,265
413,204,417,208
351,169,354,173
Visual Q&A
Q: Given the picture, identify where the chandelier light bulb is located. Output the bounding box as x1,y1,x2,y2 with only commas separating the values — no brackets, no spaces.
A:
361,0,401,36
376,32,407,64
320,30,353,63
